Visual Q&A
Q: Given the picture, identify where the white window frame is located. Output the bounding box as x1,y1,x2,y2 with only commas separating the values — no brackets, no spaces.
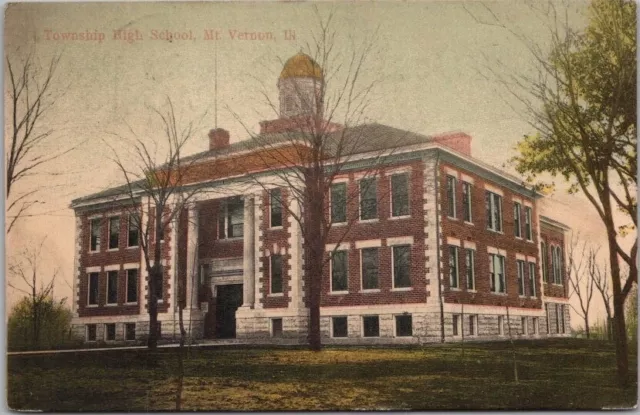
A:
392,244,412,290
329,249,349,294
218,196,244,239
331,316,349,338
449,245,459,289
270,317,283,337
465,248,476,291
524,206,533,241
104,323,116,342
390,172,410,218
516,260,526,296
125,268,139,305
468,314,478,336
486,191,503,232
532,317,539,335
446,175,457,219
269,255,284,295
330,181,348,225
127,213,140,248
125,323,136,341
541,241,548,282
394,314,413,337
498,315,505,336
528,262,537,297
462,181,473,223
86,324,97,342
521,317,528,335
452,314,461,337
358,176,378,222
489,254,506,294
362,315,380,338
514,202,522,238
360,247,380,292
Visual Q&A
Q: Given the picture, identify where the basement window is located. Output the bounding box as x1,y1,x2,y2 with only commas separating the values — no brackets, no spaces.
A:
271,318,283,337
395,314,413,337
86,324,97,342
332,317,348,338
363,315,380,337
105,323,116,341
125,323,136,341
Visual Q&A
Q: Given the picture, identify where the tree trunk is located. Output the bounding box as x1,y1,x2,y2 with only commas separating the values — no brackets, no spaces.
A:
148,264,160,350
304,168,324,352
175,299,186,410
584,311,590,339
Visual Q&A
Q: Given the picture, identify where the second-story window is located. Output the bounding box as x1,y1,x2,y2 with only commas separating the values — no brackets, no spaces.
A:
541,241,548,282
525,207,533,241
516,260,525,296
107,271,119,305
465,248,475,290
391,173,409,217
486,191,503,232
552,245,564,284
392,245,411,288
126,269,138,304
330,183,347,224
90,218,100,252
446,175,457,218
218,196,244,239
462,182,472,222
270,188,283,228
359,178,377,220
489,253,506,293
270,255,283,294
128,213,139,247
528,262,537,297
449,246,459,289
361,247,379,290
514,202,522,238
330,250,348,292
108,216,120,250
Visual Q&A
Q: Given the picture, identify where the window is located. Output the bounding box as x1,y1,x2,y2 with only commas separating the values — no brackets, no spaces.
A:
395,314,413,337
485,191,503,232
271,318,283,337
552,246,564,284
557,304,566,333
465,249,475,290
393,245,411,288
546,303,551,334
532,317,539,335
86,324,97,342
105,323,116,341
525,207,533,240
218,196,244,238
108,216,120,249
469,315,477,336
361,248,379,290
516,260,525,296
125,323,136,341
330,251,348,292
127,214,139,247
363,316,380,337
90,218,101,252
391,173,409,217
107,271,118,305
449,246,459,289
270,188,283,228
270,255,283,294
498,315,505,335
452,314,460,336
528,262,536,297
462,182,472,222
521,317,528,335
126,269,138,303
154,269,163,302
88,272,99,305
332,317,348,338
541,241,549,282
359,178,377,220
514,202,522,238
446,175,457,218
489,254,506,293
555,304,561,333
330,183,347,223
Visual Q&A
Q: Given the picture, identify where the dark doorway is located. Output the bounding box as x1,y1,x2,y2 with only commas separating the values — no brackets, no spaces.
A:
215,284,243,338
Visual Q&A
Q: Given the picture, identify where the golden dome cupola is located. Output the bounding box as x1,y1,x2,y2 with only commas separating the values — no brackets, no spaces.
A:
278,52,324,119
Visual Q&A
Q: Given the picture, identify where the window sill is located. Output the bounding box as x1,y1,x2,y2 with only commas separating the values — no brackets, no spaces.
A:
331,222,347,227
467,289,477,293
395,335,413,338
391,287,412,292
269,226,284,231
487,229,504,235
107,248,119,252
464,221,474,226
363,335,381,339
360,289,381,293
86,304,99,308
389,215,411,221
526,239,535,244
268,293,284,297
125,302,138,306
105,303,118,307
126,245,139,250
358,218,379,224
447,216,458,221
329,291,349,295
515,236,523,240
331,336,349,339
491,292,508,296
89,250,100,254
450,287,461,291
219,237,243,242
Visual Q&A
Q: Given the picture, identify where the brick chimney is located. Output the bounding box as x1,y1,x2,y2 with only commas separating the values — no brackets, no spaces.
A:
209,128,230,150
432,132,472,157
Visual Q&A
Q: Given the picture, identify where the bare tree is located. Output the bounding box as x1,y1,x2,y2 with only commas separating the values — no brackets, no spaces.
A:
5,52,78,233
104,97,211,350
231,9,411,351
8,238,59,349
566,233,596,338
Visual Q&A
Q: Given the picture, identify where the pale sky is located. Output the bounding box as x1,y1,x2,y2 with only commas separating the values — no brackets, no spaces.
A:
5,1,625,328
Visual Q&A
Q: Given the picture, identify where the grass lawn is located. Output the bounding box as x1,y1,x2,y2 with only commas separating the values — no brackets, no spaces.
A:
7,338,637,411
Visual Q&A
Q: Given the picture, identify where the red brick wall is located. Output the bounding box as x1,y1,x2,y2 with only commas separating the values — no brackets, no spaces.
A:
77,205,173,317
321,161,428,307
197,199,244,260
439,163,542,309
259,189,292,308
540,224,568,298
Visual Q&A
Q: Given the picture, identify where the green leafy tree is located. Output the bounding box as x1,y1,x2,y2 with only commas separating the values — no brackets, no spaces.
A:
8,296,76,351
507,0,636,386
